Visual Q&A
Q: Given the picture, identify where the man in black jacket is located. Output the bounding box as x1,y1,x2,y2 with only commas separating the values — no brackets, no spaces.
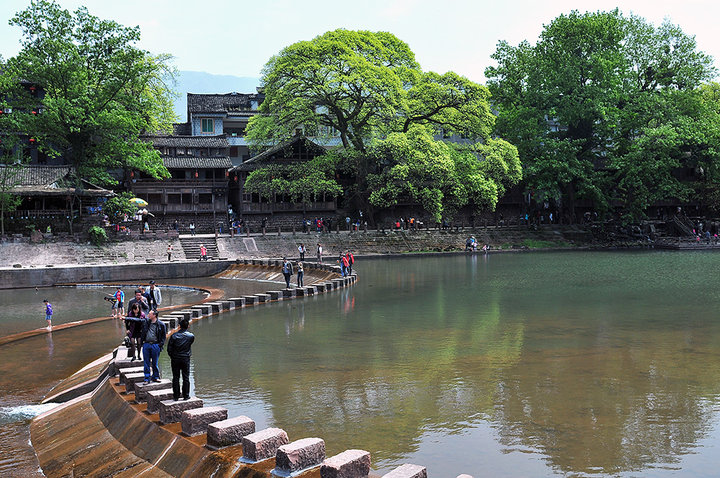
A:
127,289,149,316
167,318,195,400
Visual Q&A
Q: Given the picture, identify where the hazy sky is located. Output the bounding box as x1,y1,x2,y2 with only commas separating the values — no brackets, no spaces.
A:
1,0,718,83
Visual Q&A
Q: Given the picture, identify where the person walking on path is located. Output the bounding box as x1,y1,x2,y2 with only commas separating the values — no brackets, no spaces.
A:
199,244,207,261
348,250,355,276
167,317,194,401
282,258,294,288
317,243,323,263
146,280,162,312
297,261,304,287
126,310,167,383
340,253,350,277
189,222,195,236
167,243,173,261
298,243,305,260
43,299,52,331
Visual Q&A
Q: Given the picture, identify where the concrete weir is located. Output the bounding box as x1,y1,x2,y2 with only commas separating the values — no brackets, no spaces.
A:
30,260,412,478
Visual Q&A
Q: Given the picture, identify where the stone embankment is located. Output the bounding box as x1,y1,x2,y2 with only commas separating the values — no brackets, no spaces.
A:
0,225,590,270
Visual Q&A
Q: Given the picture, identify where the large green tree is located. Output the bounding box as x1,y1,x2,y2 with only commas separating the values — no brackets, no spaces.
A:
246,29,520,222
485,10,717,221
5,0,175,186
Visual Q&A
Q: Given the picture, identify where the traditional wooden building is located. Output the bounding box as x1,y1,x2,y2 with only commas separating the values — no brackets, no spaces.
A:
132,135,232,232
1,165,113,234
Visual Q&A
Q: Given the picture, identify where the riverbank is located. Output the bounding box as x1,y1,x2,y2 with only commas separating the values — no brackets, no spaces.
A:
0,225,594,269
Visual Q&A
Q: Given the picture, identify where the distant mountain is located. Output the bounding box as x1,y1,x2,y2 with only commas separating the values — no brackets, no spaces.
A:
172,71,260,122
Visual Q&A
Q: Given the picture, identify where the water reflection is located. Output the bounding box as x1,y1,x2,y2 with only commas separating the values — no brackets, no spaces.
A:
194,252,720,476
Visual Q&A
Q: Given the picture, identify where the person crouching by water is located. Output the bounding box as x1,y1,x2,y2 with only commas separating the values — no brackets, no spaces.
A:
167,318,194,401
282,257,293,288
125,302,145,361
126,310,166,382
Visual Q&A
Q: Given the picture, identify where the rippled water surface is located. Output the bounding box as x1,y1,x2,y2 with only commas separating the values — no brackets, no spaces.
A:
193,252,720,477
3,252,720,477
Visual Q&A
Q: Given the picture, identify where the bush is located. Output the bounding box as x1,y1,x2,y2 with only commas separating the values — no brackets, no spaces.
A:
89,225,108,246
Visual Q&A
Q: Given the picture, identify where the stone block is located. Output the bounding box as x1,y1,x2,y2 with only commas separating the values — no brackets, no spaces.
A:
282,289,296,299
160,318,176,329
267,291,283,300
119,366,144,385
326,281,336,290
242,427,289,462
146,388,174,414
175,310,193,320
255,293,270,303
295,288,306,297
181,406,229,436
220,300,234,310
124,372,147,393
207,415,256,449
134,379,172,402
187,308,201,318
316,283,326,293
158,397,203,424
227,297,246,308
382,464,427,478
194,304,211,315
243,295,257,305
205,302,222,312
275,437,326,474
321,449,371,478
304,286,315,295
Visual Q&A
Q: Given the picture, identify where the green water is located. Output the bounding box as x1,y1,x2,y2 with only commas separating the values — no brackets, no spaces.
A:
190,252,720,477
3,251,720,477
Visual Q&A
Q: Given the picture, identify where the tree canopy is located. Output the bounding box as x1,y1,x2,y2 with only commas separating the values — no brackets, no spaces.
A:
485,9,717,221
3,0,176,186
246,29,520,222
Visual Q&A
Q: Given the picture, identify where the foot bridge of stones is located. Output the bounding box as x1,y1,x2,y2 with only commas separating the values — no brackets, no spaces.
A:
29,260,438,478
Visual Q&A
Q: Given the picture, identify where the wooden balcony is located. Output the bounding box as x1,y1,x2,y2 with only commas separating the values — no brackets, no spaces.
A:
240,201,336,213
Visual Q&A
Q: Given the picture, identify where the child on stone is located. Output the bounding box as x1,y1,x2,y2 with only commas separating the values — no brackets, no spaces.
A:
43,299,52,331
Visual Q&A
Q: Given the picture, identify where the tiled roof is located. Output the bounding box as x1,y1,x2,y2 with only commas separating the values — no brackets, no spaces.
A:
1,164,70,186
187,92,264,114
163,157,233,169
172,122,191,135
145,135,228,149
0,165,112,196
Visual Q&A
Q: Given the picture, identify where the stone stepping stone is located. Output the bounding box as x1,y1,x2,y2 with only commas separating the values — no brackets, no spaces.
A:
382,464,427,478
134,379,172,402
275,437,326,475
159,397,203,424
321,449,371,478
242,427,289,462
181,406,228,436
146,389,174,414
118,366,144,385
207,415,255,449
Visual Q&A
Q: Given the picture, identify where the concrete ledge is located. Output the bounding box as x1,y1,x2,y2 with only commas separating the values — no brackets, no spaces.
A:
118,366,144,385
146,388,174,414
134,379,172,402
321,449,371,478
275,437,326,474
382,464,427,478
181,406,228,436
242,427,289,462
207,415,256,449
159,397,203,424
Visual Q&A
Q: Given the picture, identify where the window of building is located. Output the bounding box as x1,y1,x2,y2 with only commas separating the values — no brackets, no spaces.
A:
168,194,181,204
198,193,213,204
201,118,214,134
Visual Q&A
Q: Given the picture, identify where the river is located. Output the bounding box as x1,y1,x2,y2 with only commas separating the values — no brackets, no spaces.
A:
2,252,720,476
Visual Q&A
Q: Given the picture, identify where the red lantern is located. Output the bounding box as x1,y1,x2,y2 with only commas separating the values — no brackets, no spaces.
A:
29,86,36,92
29,138,36,145
234,174,238,182
130,171,134,178
194,171,199,178
32,110,37,115
225,170,229,177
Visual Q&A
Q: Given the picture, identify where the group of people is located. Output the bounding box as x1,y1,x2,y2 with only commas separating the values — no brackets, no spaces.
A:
339,250,354,277
465,236,490,253
394,217,420,230
110,281,195,401
282,258,304,288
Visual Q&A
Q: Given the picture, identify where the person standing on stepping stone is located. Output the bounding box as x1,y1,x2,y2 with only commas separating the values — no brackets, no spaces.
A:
127,310,166,383
282,257,293,288
167,318,194,400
